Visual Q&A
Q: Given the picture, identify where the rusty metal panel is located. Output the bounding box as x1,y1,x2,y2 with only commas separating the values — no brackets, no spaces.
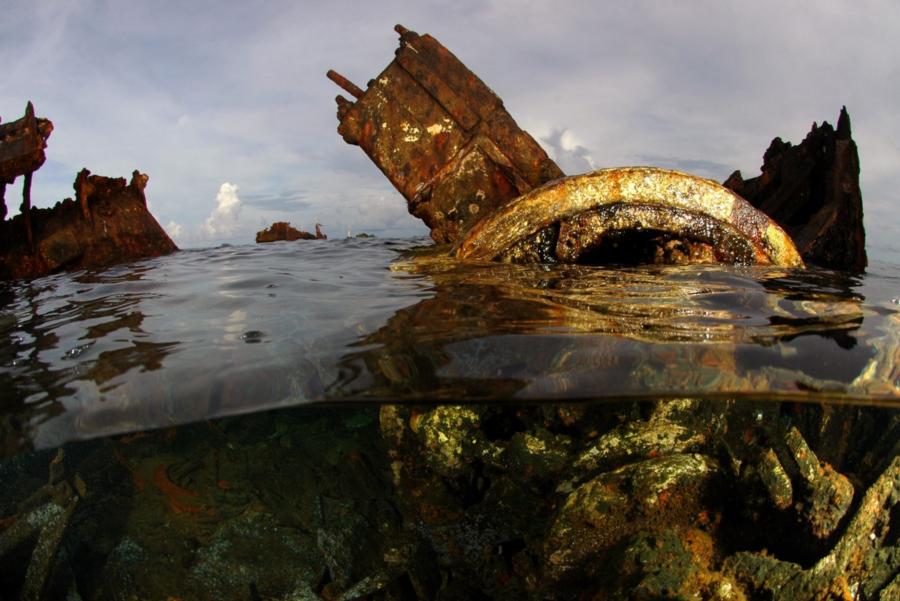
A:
0,102,50,182
339,62,469,200
414,140,524,242
329,25,563,243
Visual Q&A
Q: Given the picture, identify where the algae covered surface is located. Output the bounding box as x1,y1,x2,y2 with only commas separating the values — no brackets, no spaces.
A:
1,399,898,600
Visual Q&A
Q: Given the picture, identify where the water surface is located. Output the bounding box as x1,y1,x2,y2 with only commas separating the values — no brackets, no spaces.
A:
1,237,898,453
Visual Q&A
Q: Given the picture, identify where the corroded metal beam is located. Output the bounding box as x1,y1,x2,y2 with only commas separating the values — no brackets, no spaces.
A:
329,25,564,244
455,167,804,268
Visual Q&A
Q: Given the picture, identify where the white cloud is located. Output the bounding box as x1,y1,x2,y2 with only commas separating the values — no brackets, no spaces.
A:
540,128,595,175
165,220,184,240
201,182,242,239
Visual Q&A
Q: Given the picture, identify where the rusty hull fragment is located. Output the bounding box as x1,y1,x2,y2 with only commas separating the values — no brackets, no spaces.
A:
329,25,564,244
0,169,177,280
456,167,804,268
2,105,178,280
255,221,327,243
724,108,866,271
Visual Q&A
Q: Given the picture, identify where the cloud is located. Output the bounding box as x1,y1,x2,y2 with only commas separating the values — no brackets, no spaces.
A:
165,220,184,240
241,189,311,211
540,129,595,175
201,183,242,239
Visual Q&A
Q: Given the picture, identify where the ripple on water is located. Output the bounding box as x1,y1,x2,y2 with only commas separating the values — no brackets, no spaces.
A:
0,237,898,452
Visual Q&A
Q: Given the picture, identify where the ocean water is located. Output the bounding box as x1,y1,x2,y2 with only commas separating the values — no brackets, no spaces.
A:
1,237,898,454
1,239,899,599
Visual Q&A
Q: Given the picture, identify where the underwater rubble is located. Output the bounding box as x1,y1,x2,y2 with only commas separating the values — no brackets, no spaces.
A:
0,402,897,600
0,105,177,280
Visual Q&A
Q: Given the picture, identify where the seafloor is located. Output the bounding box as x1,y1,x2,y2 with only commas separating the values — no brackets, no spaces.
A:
1,399,898,600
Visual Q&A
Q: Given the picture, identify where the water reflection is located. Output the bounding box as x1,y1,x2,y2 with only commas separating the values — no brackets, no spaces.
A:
332,248,881,401
0,240,898,455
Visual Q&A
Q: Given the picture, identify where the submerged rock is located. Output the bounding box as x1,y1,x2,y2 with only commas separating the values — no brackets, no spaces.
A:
569,398,715,480
727,456,900,600
784,426,854,540
2,402,898,600
724,108,866,271
601,529,743,600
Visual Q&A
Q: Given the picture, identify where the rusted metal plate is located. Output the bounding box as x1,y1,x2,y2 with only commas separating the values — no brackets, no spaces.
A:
329,25,564,243
329,29,810,268
724,108,866,271
1,102,53,239
1,170,178,280
455,167,804,268
0,102,52,182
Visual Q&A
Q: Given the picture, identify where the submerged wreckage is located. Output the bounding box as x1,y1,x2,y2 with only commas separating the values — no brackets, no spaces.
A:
329,25,866,271
0,103,176,280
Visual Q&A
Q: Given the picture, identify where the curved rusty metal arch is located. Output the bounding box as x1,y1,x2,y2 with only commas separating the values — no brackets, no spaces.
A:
454,167,804,268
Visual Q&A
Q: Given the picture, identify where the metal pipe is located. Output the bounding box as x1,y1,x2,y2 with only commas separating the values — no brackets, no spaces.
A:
326,70,364,99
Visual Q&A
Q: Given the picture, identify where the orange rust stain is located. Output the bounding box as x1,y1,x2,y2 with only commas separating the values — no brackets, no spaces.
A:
434,131,449,153
491,169,515,198
682,528,715,565
152,464,208,515
360,121,377,147
657,490,672,506
742,429,756,445
152,465,198,498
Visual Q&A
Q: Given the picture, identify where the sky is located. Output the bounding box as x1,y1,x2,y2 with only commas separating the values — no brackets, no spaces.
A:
1,1,899,260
